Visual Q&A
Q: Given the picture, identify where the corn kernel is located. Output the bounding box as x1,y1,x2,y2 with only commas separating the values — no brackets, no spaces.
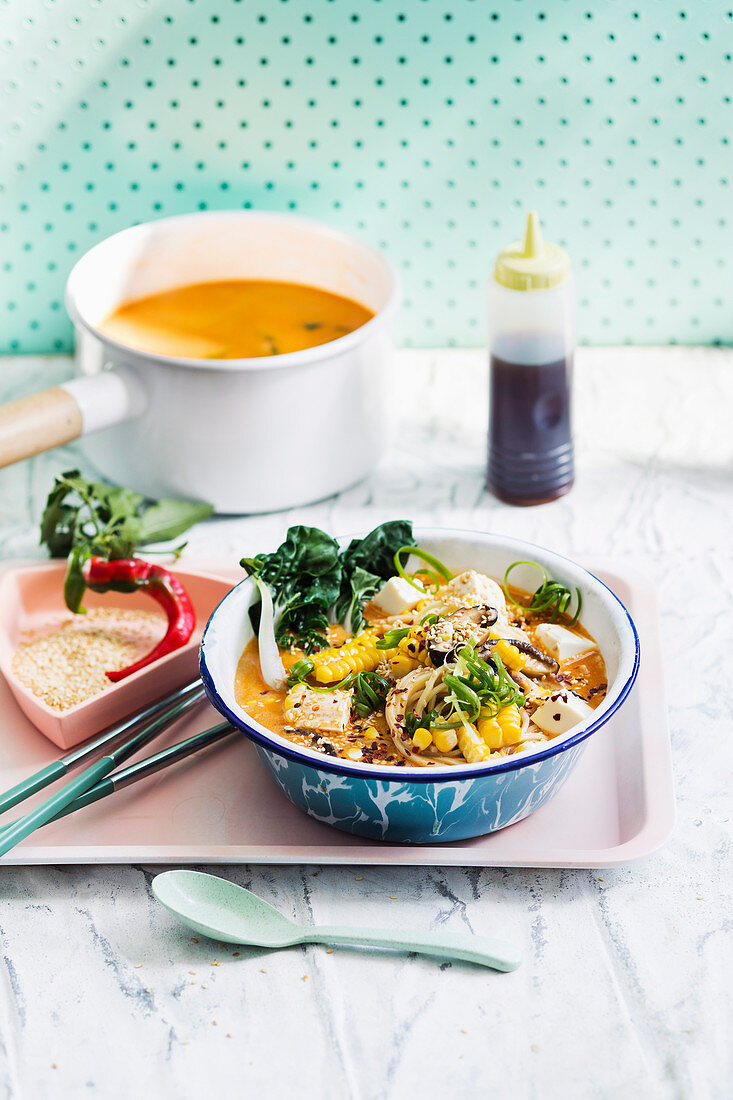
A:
457,723,493,763
411,727,433,751
388,654,417,678
433,728,458,753
488,631,526,671
363,725,379,741
477,715,503,750
496,702,523,745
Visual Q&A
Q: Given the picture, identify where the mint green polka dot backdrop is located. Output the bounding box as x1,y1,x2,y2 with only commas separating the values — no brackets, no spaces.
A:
1,0,731,352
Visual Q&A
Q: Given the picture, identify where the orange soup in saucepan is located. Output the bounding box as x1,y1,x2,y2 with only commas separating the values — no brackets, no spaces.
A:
99,280,375,360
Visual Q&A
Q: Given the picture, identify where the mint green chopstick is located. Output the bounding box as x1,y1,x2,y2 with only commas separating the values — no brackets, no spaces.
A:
0,722,234,837
51,721,234,820
0,686,205,858
0,679,202,817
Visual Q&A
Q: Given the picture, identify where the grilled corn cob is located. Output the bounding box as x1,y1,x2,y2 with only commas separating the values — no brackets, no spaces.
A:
311,630,382,683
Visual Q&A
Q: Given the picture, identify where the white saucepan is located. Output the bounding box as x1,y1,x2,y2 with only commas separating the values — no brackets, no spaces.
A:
0,211,398,513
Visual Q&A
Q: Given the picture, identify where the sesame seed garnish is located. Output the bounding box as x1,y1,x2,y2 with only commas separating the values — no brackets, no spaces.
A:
12,608,166,710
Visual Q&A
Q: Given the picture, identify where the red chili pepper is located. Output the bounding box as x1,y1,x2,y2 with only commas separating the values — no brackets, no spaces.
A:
82,557,196,683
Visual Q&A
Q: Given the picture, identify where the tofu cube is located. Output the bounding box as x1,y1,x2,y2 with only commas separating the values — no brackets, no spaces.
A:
535,623,598,663
284,684,353,733
532,690,594,736
373,576,424,615
445,570,507,616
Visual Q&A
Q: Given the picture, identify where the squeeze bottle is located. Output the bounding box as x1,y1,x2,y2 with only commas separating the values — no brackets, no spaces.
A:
487,212,575,505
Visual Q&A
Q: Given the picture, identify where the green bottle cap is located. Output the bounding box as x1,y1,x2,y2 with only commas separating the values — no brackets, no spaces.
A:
494,211,571,291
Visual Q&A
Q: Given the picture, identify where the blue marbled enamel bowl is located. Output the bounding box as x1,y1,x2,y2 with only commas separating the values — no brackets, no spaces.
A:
199,530,640,844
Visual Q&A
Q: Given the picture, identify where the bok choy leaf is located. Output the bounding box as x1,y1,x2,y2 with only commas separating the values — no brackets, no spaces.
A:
335,520,416,633
242,521,418,673
241,525,342,656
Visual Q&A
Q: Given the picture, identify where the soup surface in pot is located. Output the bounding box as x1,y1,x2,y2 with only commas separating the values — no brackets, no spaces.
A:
99,279,374,359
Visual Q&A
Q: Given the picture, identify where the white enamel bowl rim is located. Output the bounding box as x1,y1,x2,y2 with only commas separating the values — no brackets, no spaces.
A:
199,529,640,784
65,209,399,373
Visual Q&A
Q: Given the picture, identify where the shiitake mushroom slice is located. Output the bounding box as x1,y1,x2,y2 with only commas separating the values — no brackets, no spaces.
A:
425,605,499,667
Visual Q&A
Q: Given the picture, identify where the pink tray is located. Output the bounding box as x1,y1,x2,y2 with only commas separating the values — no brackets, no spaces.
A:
0,559,674,868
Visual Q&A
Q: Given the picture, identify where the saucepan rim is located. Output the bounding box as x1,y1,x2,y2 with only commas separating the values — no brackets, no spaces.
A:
65,209,399,374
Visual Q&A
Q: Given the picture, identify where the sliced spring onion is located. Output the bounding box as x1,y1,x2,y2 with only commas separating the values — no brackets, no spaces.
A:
286,658,315,688
403,708,439,737
352,672,391,718
287,665,351,693
376,627,410,650
400,645,523,735
451,646,524,719
413,567,442,588
394,546,453,592
503,560,582,625
443,674,482,723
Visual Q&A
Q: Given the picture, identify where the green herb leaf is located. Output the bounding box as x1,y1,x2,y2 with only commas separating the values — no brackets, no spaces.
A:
39,471,90,557
136,499,214,545
335,565,382,635
40,470,213,613
244,521,417,655
343,521,416,580
64,545,92,614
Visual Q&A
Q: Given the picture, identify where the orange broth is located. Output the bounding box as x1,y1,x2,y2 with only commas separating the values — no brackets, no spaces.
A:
99,279,374,359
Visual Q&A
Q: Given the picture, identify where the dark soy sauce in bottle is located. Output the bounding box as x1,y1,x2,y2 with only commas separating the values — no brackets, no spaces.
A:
487,213,575,506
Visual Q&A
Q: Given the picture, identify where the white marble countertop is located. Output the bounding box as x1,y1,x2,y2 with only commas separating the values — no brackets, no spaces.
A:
0,347,730,1099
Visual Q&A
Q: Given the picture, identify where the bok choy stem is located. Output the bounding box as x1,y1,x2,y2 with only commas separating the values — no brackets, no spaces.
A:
251,576,287,690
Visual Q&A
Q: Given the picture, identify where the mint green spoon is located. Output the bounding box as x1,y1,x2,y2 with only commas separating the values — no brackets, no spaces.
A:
152,870,521,972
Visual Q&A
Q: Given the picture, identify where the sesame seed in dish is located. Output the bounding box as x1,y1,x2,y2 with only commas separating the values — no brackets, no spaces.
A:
12,608,167,711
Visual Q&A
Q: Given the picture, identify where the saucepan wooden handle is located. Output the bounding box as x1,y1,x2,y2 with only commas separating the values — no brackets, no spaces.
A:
0,371,146,469
0,386,83,468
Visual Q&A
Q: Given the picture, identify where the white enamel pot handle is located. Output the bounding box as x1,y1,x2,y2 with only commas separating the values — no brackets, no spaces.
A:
0,368,145,469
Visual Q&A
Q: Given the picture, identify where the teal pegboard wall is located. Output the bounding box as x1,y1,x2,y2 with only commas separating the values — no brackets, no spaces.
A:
1,0,731,353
